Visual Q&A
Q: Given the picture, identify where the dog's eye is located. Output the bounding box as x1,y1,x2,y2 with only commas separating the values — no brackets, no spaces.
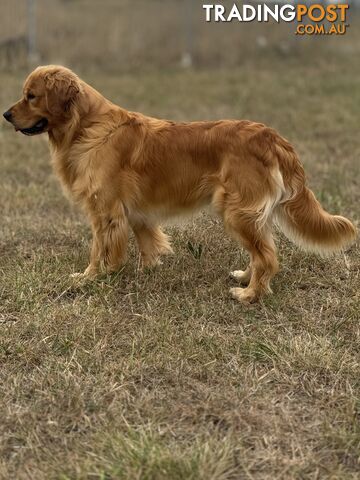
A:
27,93,36,101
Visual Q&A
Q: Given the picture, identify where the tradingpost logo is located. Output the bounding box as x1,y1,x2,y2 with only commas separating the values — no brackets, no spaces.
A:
203,3,350,35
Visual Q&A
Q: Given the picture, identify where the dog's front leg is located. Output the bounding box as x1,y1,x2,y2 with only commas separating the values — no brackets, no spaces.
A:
72,203,129,280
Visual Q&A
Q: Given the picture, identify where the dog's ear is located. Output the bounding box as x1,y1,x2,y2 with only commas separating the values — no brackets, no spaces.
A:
44,68,82,116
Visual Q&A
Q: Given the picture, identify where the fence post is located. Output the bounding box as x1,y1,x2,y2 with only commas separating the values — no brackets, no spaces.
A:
181,0,194,68
27,0,38,63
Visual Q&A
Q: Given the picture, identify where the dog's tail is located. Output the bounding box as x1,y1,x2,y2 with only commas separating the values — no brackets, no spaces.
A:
250,127,357,254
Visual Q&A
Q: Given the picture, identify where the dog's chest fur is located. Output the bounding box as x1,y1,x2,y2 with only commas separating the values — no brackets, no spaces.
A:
50,139,103,208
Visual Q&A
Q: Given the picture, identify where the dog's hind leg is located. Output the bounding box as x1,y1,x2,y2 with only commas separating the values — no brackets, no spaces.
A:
213,169,281,303
226,216,278,303
132,224,173,268
217,187,279,303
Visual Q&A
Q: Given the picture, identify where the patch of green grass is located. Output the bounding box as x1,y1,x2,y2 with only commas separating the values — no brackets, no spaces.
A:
58,427,237,480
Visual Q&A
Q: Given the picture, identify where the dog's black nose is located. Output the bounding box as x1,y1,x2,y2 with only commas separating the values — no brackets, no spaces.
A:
3,110,12,122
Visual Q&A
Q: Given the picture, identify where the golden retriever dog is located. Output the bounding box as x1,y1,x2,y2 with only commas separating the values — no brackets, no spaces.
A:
3,65,357,303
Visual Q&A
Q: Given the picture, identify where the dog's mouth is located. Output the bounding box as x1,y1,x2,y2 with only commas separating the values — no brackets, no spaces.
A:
19,118,48,136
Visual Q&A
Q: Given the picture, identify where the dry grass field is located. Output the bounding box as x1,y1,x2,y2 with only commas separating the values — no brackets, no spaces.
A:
1,25,360,480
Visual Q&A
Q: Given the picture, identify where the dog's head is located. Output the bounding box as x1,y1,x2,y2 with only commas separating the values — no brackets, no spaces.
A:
3,65,82,136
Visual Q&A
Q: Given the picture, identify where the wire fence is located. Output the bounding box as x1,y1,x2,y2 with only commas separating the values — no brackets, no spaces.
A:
1,0,359,71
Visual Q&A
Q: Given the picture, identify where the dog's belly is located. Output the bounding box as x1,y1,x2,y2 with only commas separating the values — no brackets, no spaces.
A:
126,196,214,227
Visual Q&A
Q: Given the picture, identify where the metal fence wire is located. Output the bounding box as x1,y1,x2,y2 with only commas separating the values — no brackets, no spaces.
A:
0,0,359,71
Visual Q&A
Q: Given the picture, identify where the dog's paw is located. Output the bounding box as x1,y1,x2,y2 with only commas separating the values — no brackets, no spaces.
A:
70,270,96,282
229,287,257,304
230,269,251,285
141,257,163,269
70,272,88,284
70,272,85,279
160,244,174,256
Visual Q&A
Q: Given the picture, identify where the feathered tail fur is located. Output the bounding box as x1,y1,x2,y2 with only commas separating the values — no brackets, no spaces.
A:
253,128,357,255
